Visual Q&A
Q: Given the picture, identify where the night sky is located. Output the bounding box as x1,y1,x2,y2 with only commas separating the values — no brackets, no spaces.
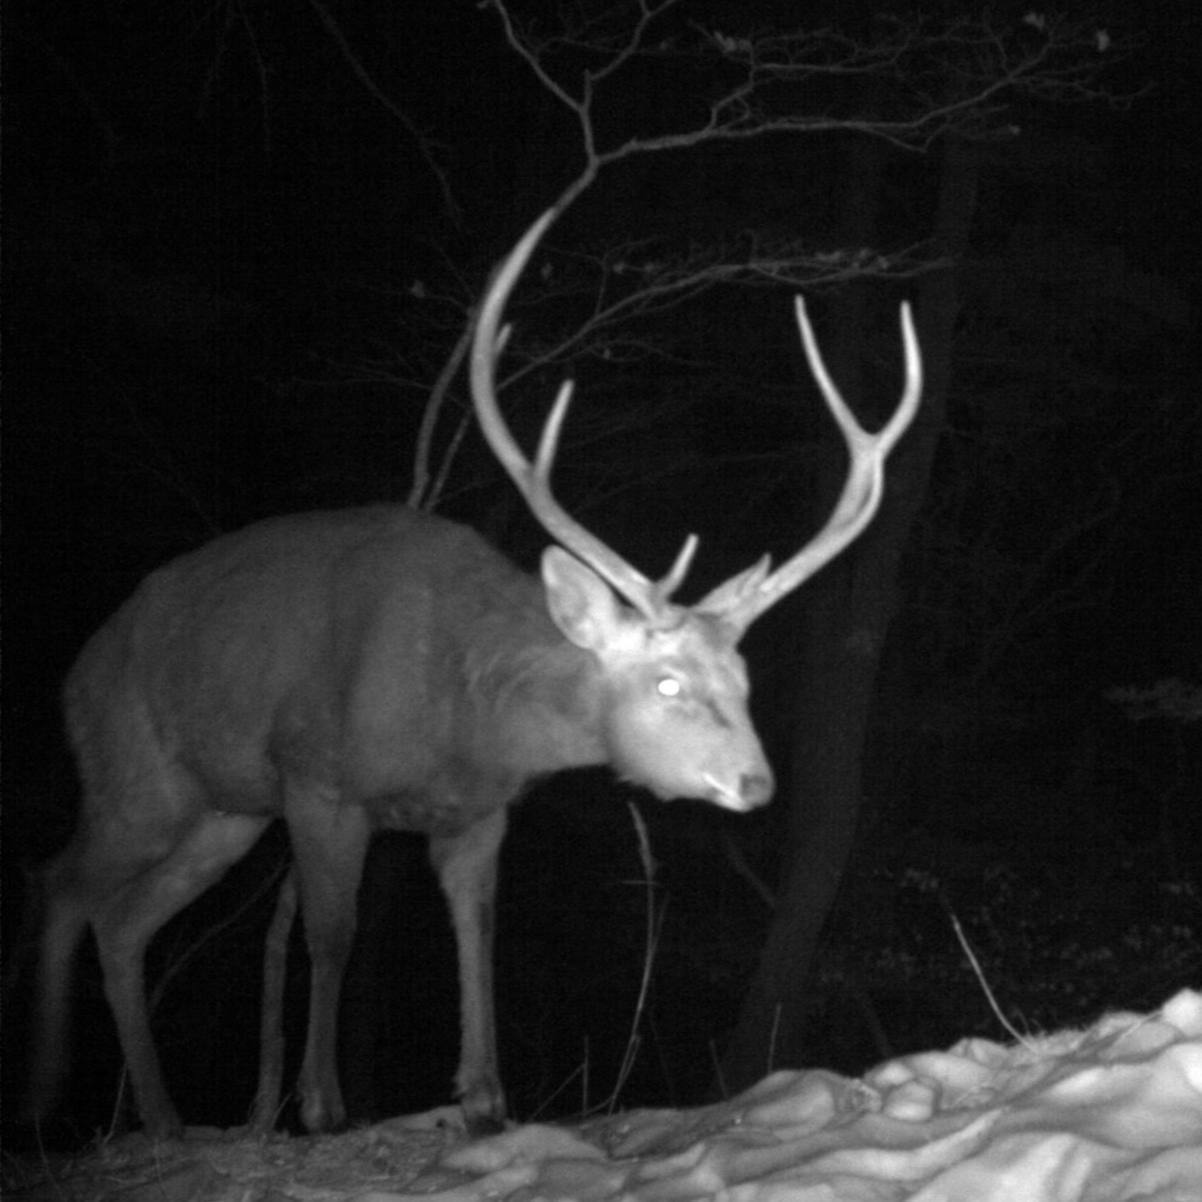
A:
3,0,1199,1139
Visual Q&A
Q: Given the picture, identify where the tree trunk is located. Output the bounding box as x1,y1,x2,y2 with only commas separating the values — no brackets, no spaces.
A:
718,137,976,1094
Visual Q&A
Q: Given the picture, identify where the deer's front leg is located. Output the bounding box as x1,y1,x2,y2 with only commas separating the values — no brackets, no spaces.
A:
287,784,370,1133
429,807,508,1132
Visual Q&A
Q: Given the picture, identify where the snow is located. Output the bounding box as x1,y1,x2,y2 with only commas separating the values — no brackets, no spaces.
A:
15,991,1201,1201
379,989,1202,1202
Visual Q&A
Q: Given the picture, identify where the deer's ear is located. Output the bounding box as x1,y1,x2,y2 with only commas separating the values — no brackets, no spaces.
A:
541,547,629,652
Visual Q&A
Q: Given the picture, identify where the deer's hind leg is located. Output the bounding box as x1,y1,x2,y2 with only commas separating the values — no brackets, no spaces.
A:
89,808,271,1136
27,843,94,1131
32,744,269,1138
251,866,298,1133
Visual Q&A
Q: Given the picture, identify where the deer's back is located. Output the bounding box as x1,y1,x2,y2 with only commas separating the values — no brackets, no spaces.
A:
64,506,555,824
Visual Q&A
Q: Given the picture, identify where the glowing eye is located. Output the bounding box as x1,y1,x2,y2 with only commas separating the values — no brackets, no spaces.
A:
657,677,682,698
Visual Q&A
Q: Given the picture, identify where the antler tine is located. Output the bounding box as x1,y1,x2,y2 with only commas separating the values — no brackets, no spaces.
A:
699,298,922,634
471,208,680,620
652,533,700,606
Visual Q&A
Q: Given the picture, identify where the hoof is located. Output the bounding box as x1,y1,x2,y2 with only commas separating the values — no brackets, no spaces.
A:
302,1111,349,1135
464,1111,506,1137
457,1080,507,1137
143,1119,185,1142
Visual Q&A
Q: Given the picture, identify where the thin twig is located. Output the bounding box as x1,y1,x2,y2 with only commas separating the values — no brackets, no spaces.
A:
602,801,662,1113
948,909,1037,1050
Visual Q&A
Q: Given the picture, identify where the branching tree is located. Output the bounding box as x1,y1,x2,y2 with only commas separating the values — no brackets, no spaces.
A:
394,2,1127,512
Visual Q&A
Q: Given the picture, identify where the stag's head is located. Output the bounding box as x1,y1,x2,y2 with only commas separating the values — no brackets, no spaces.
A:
471,208,922,814
535,543,771,811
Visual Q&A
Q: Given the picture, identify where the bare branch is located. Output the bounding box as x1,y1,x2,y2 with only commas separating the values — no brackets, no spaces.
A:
379,222,941,507
483,4,1127,179
380,231,937,484
491,236,938,393
306,0,462,227
406,326,472,510
409,2,1129,501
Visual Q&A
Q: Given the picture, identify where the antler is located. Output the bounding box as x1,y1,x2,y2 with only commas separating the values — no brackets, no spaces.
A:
470,208,698,621
697,298,922,635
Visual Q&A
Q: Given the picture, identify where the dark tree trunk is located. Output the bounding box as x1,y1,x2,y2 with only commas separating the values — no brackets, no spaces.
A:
718,137,976,1094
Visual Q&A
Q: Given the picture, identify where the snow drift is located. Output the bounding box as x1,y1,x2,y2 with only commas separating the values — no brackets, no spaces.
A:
388,988,1202,1202
14,990,1201,1201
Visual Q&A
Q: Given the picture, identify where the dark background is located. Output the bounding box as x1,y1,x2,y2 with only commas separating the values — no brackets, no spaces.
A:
3,0,1199,1138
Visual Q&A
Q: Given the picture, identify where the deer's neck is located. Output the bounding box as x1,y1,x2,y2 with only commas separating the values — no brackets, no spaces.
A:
468,632,608,779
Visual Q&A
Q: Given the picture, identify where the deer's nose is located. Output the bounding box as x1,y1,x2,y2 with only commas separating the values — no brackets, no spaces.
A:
739,771,774,809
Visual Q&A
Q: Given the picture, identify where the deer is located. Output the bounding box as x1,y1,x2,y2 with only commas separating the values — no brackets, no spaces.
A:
27,206,921,1140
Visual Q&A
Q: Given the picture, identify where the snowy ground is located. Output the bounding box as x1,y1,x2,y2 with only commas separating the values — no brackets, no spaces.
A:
12,989,1201,1202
